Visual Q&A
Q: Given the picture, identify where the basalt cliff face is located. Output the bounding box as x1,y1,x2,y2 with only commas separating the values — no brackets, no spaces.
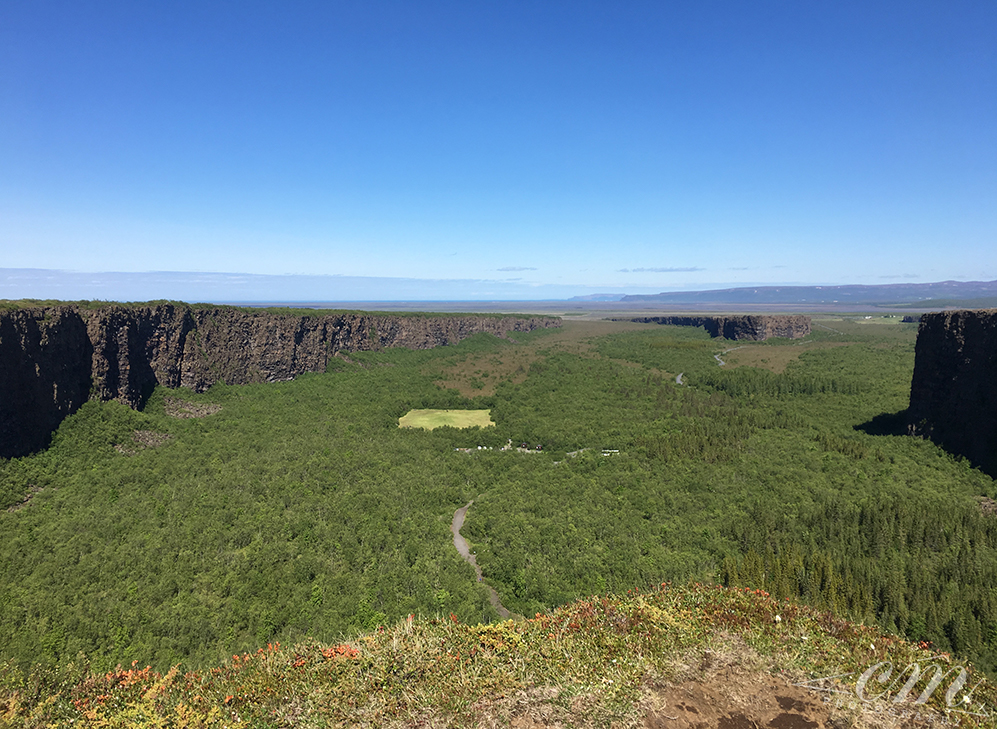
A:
622,315,811,340
0,304,560,458
908,309,997,478
0,307,94,458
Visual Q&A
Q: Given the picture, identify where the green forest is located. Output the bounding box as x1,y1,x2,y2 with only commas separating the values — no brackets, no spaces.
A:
1,315,995,677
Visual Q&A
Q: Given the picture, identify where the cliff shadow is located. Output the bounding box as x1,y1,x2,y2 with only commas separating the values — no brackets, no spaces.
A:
854,409,909,437
133,379,159,411
0,310,94,458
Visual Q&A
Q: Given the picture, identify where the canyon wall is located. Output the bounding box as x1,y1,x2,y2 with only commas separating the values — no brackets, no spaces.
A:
0,304,560,457
0,307,94,458
908,309,997,478
621,315,811,340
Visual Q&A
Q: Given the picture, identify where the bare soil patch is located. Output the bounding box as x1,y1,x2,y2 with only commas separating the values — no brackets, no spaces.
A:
645,669,834,729
644,658,953,729
165,396,222,418
466,644,953,729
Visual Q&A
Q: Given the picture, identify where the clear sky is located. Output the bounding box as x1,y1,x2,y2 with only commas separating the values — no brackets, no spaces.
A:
2,1,995,300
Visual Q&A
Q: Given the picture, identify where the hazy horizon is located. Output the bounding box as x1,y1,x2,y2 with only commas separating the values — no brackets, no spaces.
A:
3,267,996,305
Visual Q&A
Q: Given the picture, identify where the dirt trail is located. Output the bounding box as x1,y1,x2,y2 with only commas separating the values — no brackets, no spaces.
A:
451,501,514,620
714,345,747,366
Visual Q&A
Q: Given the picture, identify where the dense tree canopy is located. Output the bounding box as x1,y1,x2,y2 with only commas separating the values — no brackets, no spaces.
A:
1,317,994,675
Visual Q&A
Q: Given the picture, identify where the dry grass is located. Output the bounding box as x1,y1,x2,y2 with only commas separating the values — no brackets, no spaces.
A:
4,585,988,728
433,349,536,397
432,320,660,396
722,342,852,374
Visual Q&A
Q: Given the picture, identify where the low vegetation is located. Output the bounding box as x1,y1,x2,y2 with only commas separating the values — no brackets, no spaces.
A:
3,584,993,727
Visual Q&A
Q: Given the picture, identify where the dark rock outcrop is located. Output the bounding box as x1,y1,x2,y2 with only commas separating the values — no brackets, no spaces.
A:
908,309,997,478
0,303,560,457
619,315,811,340
0,307,94,457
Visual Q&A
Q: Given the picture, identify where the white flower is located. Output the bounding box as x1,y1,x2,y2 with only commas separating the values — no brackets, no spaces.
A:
774,615,782,623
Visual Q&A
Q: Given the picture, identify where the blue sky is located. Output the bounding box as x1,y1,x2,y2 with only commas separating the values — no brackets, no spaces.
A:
2,1,995,301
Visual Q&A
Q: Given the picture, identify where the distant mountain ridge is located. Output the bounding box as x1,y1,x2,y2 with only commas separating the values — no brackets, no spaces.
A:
566,293,627,301
621,280,997,306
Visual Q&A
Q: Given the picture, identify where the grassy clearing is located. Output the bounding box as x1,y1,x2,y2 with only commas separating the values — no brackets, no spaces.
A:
432,351,534,397
398,409,495,430
2,585,991,728
430,319,657,396
723,342,853,373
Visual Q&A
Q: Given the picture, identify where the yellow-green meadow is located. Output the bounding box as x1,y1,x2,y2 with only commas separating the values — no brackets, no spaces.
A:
398,408,495,430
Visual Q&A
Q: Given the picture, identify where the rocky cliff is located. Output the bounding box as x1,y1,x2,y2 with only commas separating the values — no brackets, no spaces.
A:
620,315,811,340
0,304,560,458
908,309,997,478
0,307,93,458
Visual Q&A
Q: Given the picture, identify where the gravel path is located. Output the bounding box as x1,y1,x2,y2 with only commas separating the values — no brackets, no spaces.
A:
451,501,513,619
714,345,746,366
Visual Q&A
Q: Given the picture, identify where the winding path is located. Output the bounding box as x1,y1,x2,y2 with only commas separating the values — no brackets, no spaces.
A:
714,345,746,366
450,501,513,619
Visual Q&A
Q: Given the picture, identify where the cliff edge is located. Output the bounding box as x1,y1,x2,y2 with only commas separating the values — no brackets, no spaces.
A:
908,309,997,478
619,314,811,340
0,303,560,458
